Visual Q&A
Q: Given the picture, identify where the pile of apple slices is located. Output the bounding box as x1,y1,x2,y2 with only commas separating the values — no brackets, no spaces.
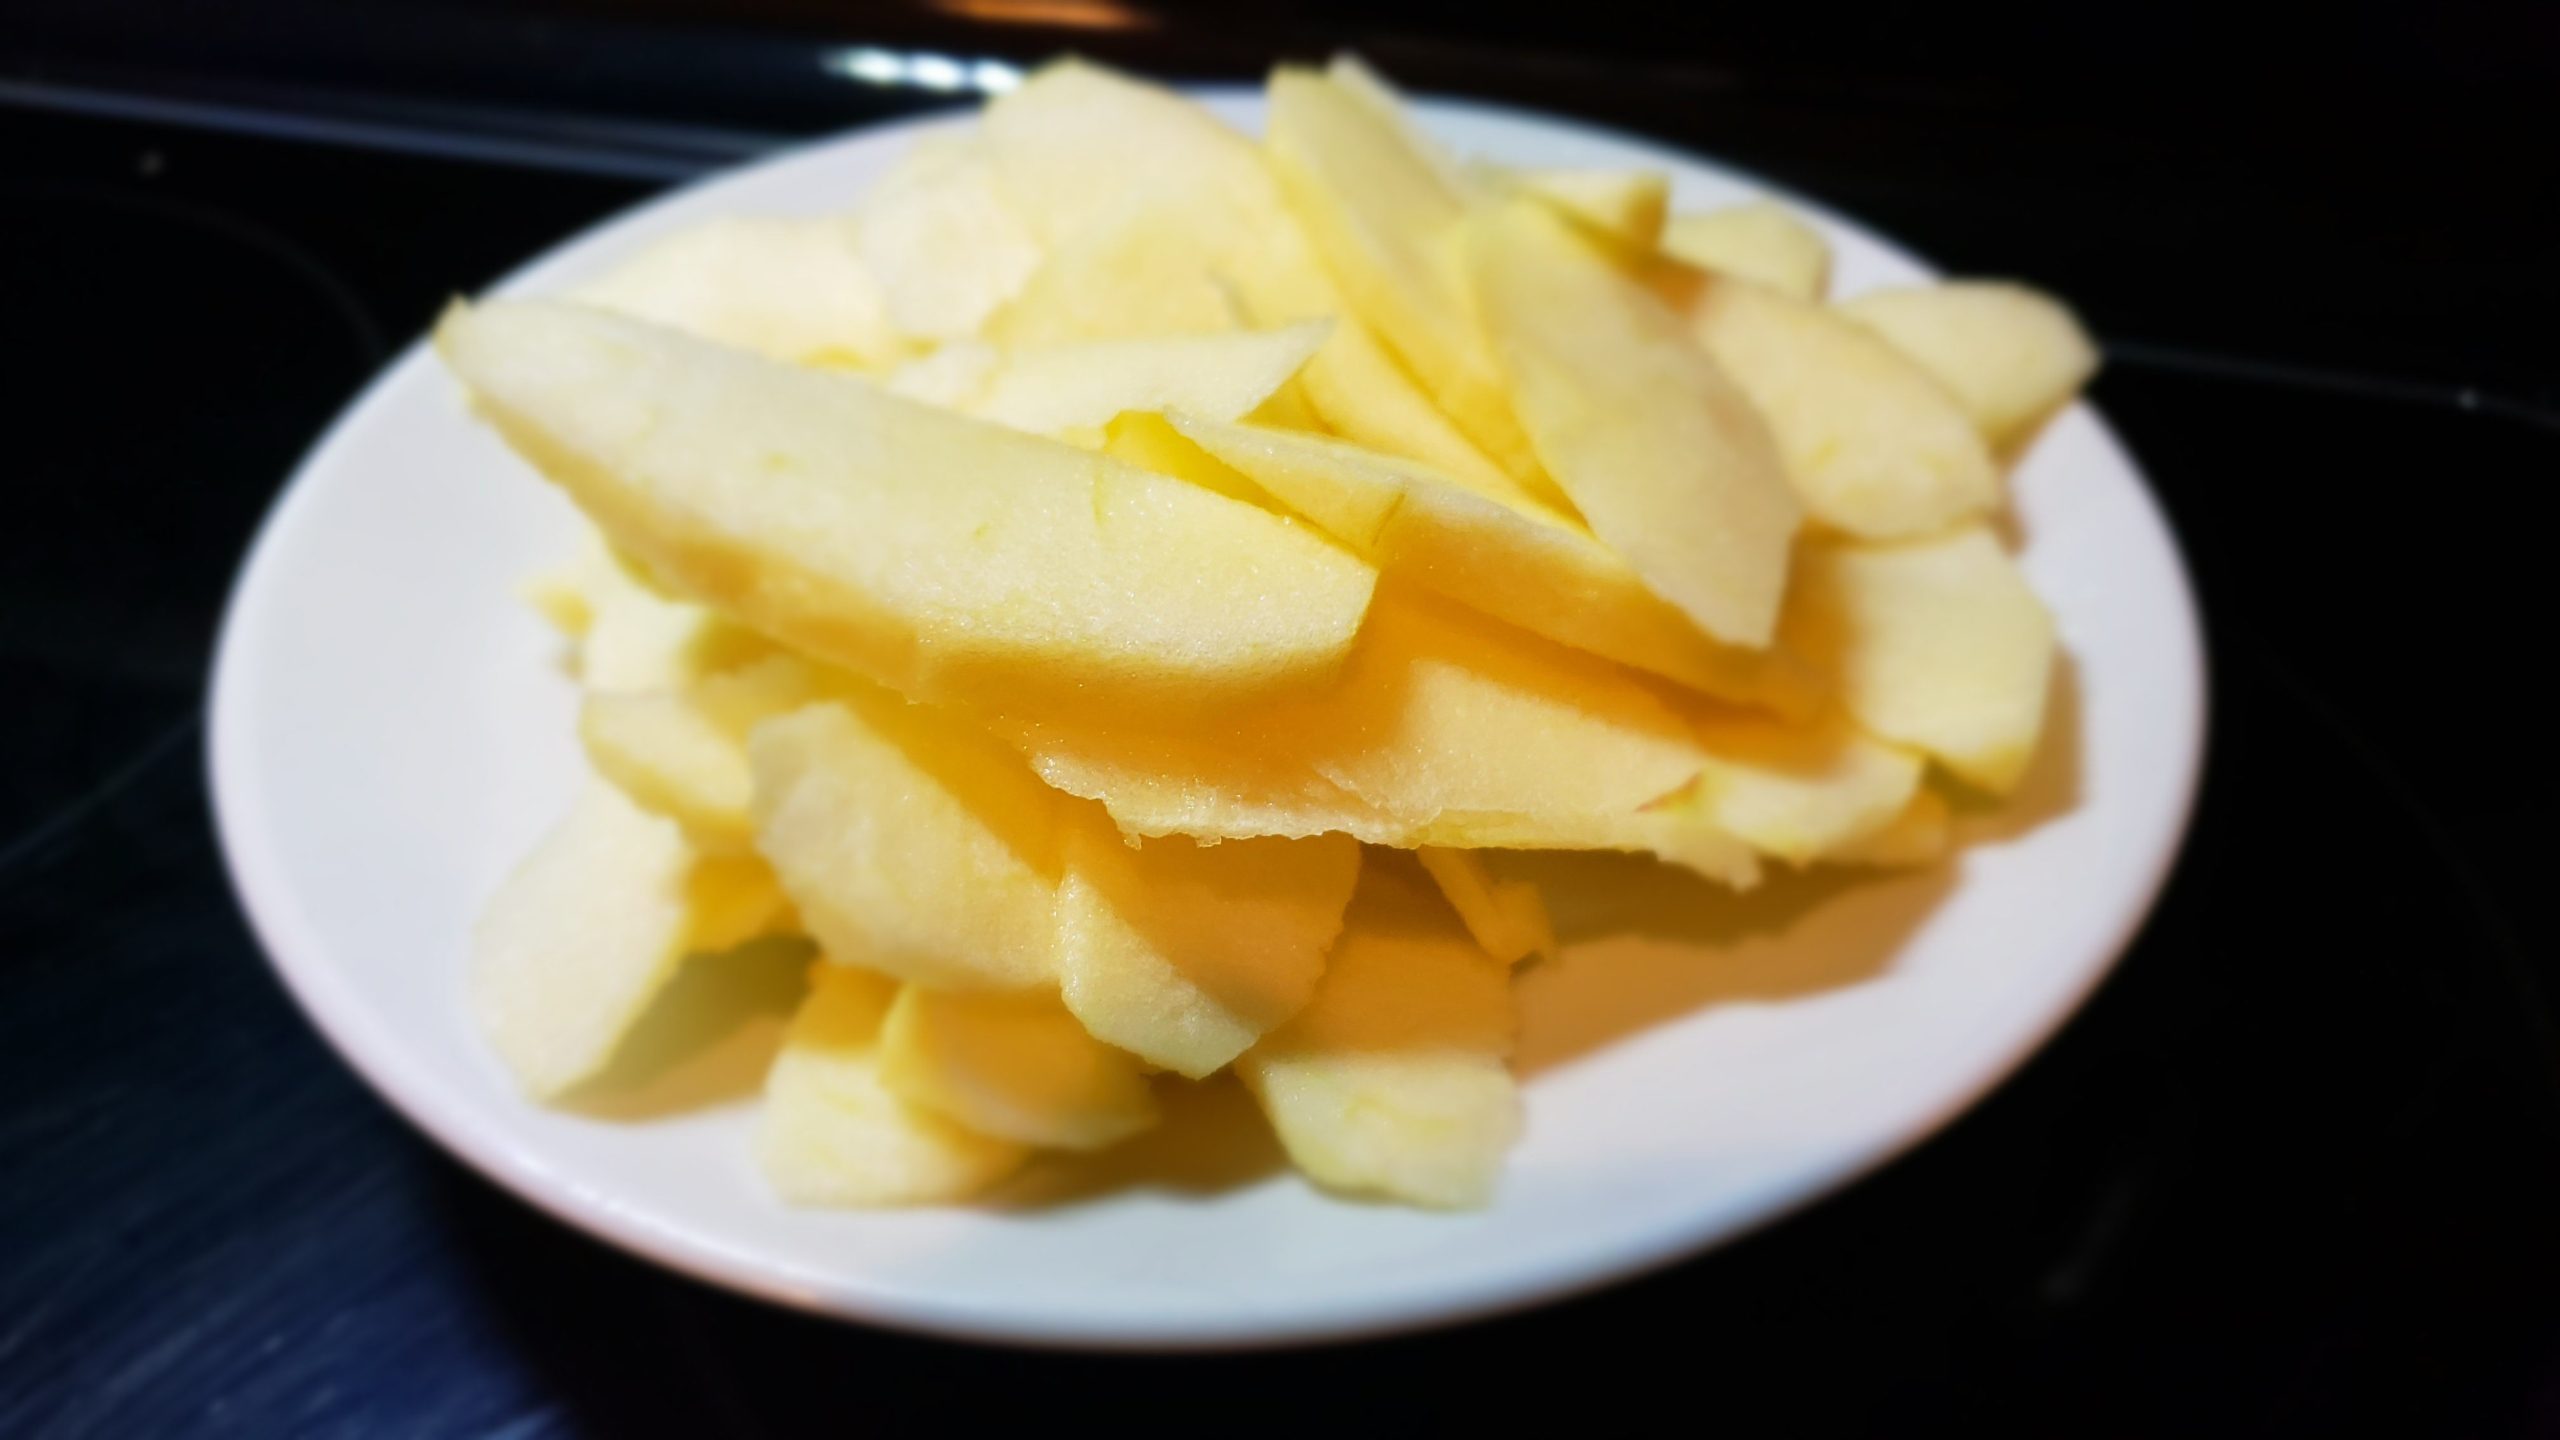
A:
445,56,2097,1210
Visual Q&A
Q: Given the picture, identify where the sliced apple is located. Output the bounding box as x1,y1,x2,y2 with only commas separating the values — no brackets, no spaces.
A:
1169,414,1820,714
438,300,1376,713
756,963,1028,1205
1822,786,1952,867
1840,281,2100,446
1467,195,1802,647
965,323,1329,437
471,780,788,1098
1660,201,1833,300
1265,68,1547,489
877,986,1158,1151
1511,166,1670,247
1417,847,1554,965
579,653,834,851
1783,526,2056,793
572,216,907,368
854,131,1042,341
1666,269,1999,539
1688,708,1925,864
996,589,1753,883
1239,863,1519,1209
1056,824,1361,1078
749,695,1064,994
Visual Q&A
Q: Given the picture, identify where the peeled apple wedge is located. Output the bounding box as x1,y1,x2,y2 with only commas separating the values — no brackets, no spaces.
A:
1265,68,1547,488
1840,281,2101,447
984,60,1526,502
1823,786,1953,868
757,963,1029,1206
1056,826,1362,1078
1239,864,1520,1209
578,653,832,851
1169,414,1820,715
963,323,1330,437
1665,269,2000,539
1511,166,1670,247
1467,195,1803,648
1688,709,1925,864
877,986,1158,1151
749,695,1064,994
997,590,1757,884
1783,527,2057,794
438,300,1377,713
854,131,1042,341
1417,847,1554,965
1660,202,1833,300
572,216,907,368
471,780,788,1098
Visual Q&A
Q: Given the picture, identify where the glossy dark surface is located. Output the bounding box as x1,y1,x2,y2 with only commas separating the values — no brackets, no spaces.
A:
3,5,2556,1434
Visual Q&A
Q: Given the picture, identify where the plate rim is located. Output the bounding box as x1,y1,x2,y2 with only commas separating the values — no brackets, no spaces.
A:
205,85,2210,1350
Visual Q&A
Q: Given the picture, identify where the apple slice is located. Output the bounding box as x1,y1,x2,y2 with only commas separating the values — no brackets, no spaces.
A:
1168,414,1821,715
471,780,788,1098
1417,847,1554,965
1660,202,1833,300
1665,269,1999,539
749,694,1064,994
1688,708,1925,864
756,963,1028,1206
1056,825,1361,1078
1467,195,1803,647
1784,527,2056,793
877,986,1158,1151
579,653,833,852
1840,281,2100,447
1265,68,1548,489
438,300,1376,713
854,131,1042,341
1239,863,1520,1209
1823,787,1953,868
963,323,1330,437
1511,166,1670,246
572,216,908,368
996,590,1756,884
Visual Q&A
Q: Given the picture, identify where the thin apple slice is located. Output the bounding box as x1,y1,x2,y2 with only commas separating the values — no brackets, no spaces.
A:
1688,709,1926,864
1822,787,1953,868
1840,281,2100,446
1239,862,1519,1209
854,131,1042,341
1783,526,2056,793
1056,825,1361,1078
1265,68,1549,490
438,300,1376,713
965,323,1329,436
1417,847,1554,965
579,653,833,851
995,589,1756,884
1467,195,1803,647
572,216,908,368
749,694,1064,994
877,986,1158,1151
1511,166,1670,246
1168,414,1820,715
1660,201,1833,300
471,779,788,1097
756,963,1029,1205
1665,269,1999,539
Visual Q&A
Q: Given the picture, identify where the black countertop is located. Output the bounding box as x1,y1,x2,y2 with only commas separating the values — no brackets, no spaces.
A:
4,4,2556,1434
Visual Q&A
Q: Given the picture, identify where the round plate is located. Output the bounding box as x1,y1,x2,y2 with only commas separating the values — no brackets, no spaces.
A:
208,88,2206,1349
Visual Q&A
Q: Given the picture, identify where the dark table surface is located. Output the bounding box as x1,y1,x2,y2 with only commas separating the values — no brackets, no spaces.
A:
4,3,2558,1435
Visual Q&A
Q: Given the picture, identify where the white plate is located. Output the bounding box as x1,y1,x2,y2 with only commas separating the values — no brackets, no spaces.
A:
208,88,2206,1349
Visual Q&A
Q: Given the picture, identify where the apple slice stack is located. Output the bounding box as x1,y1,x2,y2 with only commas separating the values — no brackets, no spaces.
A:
443,56,2097,1210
